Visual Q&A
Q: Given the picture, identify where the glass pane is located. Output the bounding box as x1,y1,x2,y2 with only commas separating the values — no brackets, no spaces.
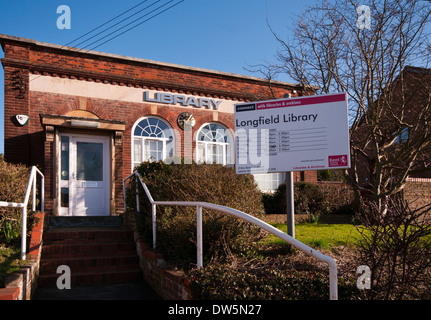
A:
77,142,103,181
134,138,142,163
135,118,170,138
166,138,174,158
61,136,69,180
151,140,162,161
196,143,205,164
61,188,69,207
217,145,224,164
144,140,151,160
210,145,217,163
144,139,163,162
148,118,159,126
204,143,224,164
253,173,285,192
212,145,222,164
134,126,143,136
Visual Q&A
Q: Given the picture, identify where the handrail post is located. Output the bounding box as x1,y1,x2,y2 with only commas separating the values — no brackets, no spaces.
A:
152,203,157,249
123,179,127,212
0,166,45,261
196,206,203,269
41,173,44,212
21,206,27,260
329,263,338,300
32,173,36,212
135,175,140,212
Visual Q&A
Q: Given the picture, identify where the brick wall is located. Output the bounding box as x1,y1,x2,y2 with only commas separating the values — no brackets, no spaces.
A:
123,211,191,300
0,213,46,300
135,239,191,300
403,178,431,211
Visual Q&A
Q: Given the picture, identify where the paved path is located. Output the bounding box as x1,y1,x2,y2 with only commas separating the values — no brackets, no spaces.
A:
33,280,161,300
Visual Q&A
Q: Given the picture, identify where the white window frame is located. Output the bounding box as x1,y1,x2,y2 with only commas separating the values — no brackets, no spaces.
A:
131,116,174,170
196,122,233,166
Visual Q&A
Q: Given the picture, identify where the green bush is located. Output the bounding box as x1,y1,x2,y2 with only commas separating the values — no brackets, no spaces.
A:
189,263,360,300
269,182,327,218
0,156,30,246
2,220,21,245
263,182,356,218
128,161,266,268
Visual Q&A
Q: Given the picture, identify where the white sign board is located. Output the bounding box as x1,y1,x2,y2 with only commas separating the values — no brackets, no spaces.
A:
235,93,350,174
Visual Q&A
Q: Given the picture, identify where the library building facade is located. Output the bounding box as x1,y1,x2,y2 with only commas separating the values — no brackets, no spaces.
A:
1,34,316,216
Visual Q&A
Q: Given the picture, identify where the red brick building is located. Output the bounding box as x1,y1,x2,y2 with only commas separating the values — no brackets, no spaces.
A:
351,66,431,209
1,34,315,216
353,66,431,185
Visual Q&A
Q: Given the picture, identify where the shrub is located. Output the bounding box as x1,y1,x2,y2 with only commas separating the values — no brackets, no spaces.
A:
318,182,357,215
0,156,30,246
264,182,356,218
270,182,327,218
355,197,431,299
189,263,360,300
128,161,266,268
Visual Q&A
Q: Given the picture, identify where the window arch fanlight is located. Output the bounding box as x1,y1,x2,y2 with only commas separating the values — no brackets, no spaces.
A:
132,116,175,169
196,122,233,165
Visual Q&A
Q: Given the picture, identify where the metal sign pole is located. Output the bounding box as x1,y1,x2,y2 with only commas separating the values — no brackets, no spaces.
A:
286,171,295,238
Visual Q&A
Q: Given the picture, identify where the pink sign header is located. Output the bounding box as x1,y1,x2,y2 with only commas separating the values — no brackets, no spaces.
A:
256,93,346,110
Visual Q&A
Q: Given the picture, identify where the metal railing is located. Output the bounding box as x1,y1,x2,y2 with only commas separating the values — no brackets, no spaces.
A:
0,166,44,260
123,171,338,300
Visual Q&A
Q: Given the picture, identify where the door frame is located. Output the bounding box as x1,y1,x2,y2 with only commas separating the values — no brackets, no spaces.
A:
57,132,112,216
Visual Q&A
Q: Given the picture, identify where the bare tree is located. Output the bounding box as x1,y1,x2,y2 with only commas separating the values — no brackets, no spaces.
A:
267,0,431,212
355,197,431,299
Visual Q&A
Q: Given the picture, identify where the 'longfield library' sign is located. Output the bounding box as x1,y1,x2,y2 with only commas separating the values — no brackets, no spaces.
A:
234,93,351,174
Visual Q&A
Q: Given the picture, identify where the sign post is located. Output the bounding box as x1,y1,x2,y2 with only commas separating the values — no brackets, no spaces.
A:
234,93,350,237
286,171,295,238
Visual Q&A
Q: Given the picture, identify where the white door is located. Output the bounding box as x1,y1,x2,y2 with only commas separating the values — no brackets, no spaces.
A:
59,134,110,216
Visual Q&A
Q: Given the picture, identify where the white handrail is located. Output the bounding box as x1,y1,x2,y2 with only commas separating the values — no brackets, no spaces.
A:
123,171,338,300
0,166,44,260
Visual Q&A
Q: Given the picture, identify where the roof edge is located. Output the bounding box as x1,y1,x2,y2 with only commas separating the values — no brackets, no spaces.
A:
0,33,303,88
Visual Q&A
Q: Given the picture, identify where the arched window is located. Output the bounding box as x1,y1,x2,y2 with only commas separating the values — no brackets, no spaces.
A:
196,123,233,165
132,116,174,168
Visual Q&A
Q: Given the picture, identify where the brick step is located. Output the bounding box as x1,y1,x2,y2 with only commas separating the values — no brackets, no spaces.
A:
38,221,143,287
43,227,133,243
48,216,123,228
37,267,143,287
41,241,137,258
43,228,134,244
40,255,140,273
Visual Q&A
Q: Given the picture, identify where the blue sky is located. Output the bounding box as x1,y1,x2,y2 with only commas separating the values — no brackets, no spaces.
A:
1,1,429,154
0,0,320,154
